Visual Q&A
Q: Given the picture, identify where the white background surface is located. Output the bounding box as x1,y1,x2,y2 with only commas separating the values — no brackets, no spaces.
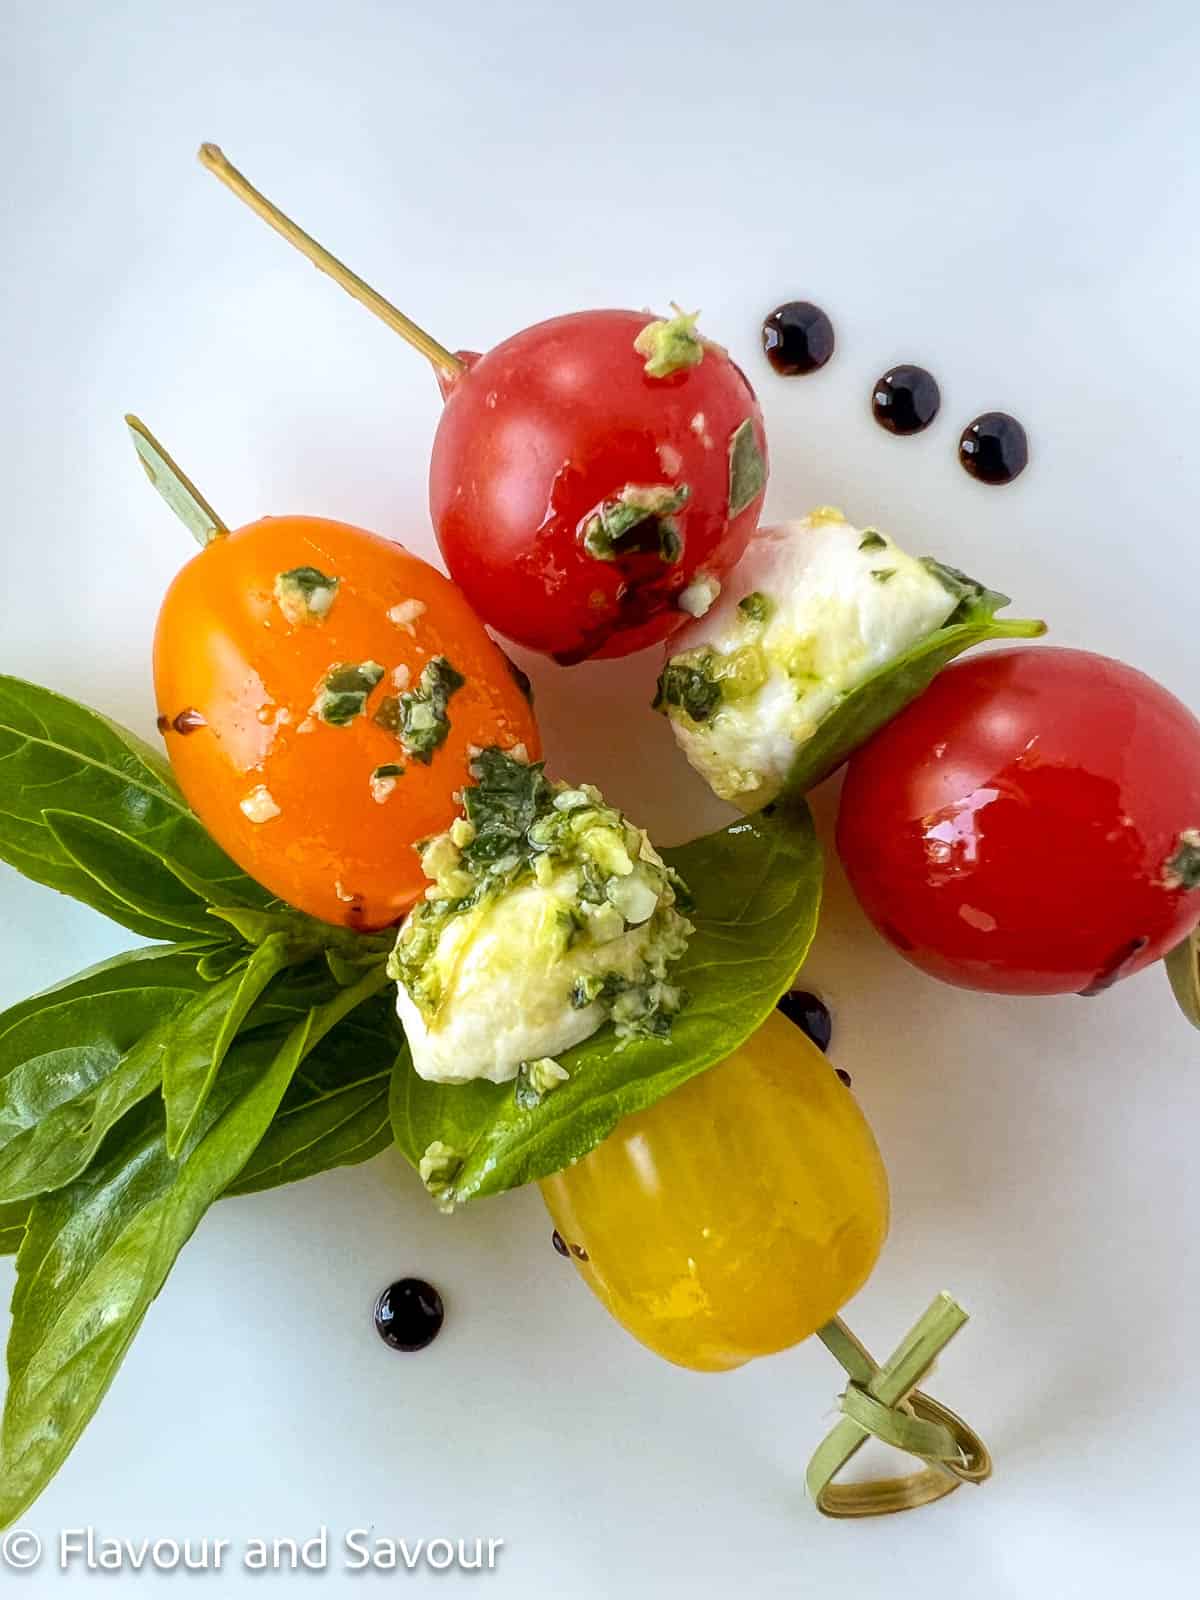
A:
2,1,1199,1593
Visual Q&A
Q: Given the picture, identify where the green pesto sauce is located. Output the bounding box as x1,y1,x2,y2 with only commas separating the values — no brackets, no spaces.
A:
633,307,706,379
654,658,723,723
374,655,464,763
275,566,340,624
582,484,690,563
388,749,692,1041
737,591,773,625
313,661,385,726
654,643,768,725
727,419,766,517
514,1056,569,1109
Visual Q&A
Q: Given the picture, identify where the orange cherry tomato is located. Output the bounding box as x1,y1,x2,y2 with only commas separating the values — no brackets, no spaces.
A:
154,515,540,929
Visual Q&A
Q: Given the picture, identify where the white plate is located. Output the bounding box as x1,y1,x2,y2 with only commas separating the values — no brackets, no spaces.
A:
2,1,1198,1593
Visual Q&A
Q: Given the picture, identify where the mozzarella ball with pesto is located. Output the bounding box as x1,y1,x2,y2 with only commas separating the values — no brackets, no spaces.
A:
389,749,693,1085
654,511,961,810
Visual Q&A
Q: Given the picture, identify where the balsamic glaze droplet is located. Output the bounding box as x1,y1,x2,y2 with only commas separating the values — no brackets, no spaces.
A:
959,411,1029,484
374,1278,444,1352
872,365,941,435
570,1243,590,1262
835,1067,853,1088
776,989,833,1052
551,1229,570,1258
762,302,835,376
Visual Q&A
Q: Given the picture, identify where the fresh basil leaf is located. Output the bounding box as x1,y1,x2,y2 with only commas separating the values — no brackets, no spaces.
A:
781,572,1046,797
0,947,211,1206
0,965,387,1526
227,996,401,1195
42,810,221,941
0,675,272,936
196,946,250,982
162,933,296,1158
207,904,392,968
0,1202,28,1257
1165,930,1200,1031
390,809,823,1207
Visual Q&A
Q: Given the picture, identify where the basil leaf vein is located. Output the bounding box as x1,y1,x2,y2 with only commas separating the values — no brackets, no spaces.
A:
161,933,296,1158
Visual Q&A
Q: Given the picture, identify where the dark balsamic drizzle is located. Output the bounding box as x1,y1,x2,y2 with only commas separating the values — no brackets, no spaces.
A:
872,365,941,435
374,1278,445,1352
551,1229,570,1258
777,989,833,1052
959,412,1029,484
762,302,835,375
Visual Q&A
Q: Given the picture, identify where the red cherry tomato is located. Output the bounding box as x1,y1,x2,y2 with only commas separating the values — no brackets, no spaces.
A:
429,309,768,663
836,646,1200,995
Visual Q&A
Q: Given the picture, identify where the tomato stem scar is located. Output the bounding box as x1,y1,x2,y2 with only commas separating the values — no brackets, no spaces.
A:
198,143,466,381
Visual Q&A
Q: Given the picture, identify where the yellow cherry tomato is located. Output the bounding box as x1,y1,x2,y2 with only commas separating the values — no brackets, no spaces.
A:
540,1010,889,1372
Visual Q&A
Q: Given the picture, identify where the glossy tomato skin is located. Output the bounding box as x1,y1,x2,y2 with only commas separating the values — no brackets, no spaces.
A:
430,310,767,663
154,515,540,930
837,646,1200,995
540,1011,889,1372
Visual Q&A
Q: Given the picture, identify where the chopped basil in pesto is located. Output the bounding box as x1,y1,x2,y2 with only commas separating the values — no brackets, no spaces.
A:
312,661,385,726
653,640,768,726
374,655,464,763
515,1056,569,1108
871,568,897,583
582,484,690,563
418,1141,463,1207
633,305,705,379
388,748,693,1055
274,566,340,624
858,530,887,552
727,418,766,517
373,762,405,779
654,657,723,723
737,591,773,624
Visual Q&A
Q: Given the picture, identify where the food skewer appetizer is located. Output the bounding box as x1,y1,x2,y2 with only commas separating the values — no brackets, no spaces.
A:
3,137,1197,1539
197,144,768,665
0,395,998,1525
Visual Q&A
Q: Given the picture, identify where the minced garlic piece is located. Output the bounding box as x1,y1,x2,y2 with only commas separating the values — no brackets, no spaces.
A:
240,785,280,824
388,599,427,634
